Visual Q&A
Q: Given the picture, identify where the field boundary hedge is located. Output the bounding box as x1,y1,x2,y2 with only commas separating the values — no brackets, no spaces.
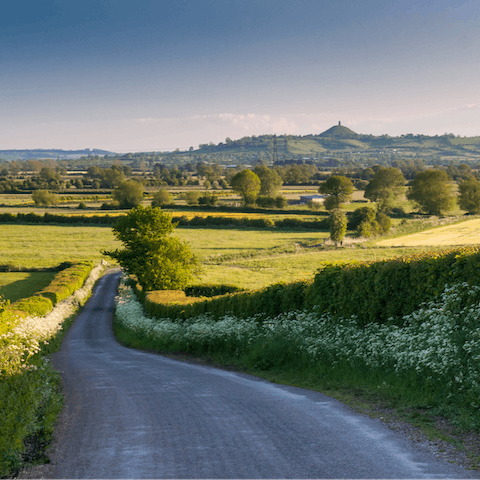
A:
2,261,94,320
143,247,480,326
0,211,330,230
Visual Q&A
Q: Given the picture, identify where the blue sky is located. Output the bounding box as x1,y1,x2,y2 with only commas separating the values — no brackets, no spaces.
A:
1,0,479,152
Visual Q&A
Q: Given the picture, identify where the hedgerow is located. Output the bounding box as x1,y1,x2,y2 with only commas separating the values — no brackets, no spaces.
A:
114,278,480,430
0,263,104,477
0,211,330,230
144,247,480,327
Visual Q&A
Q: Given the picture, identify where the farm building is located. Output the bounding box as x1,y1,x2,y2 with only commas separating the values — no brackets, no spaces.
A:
299,194,326,204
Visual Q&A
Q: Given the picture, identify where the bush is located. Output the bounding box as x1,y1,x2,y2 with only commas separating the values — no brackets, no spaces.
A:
185,284,243,297
9,296,53,317
184,191,200,205
198,193,218,206
256,196,277,208
31,190,58,207
151,189,172,207
37,261,94,304
113,180,144,209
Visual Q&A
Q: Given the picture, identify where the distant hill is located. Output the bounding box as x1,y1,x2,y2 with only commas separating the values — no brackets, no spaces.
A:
319,122,357,138
0,148,116,161
190,124,480,164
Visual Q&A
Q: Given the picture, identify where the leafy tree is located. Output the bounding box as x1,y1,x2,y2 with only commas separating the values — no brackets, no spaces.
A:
364,167,405,211
349,206,377,231
254,165,283,196
319,175,354,211
458,176,480,214
151,189,172,207
230,169,261,205
375,211,392,234
446,163,473,181
184,191,200,205
348,206,392,238
113,180,144,209
103,206,199,291
198,192,218,206
407,169,456,216
329,209,347,243
32,190,58,206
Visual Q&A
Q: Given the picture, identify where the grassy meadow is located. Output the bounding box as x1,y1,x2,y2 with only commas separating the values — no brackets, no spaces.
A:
0,221,450,291
0,271,55,302
377,217,480,247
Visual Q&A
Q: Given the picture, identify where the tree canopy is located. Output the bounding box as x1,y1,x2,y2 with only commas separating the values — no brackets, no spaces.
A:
151,188,172,207
230,169,261,205
319,175,354,210
254,165,283,196
113,180,144,209
329,209,347,243
103,206,199,291
364,166,405,211
458,176,480,214
406,169,456,216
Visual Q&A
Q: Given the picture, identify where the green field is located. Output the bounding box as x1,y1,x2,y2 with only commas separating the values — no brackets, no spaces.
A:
0,271,55,302
0,222,453,290
0,224,120,268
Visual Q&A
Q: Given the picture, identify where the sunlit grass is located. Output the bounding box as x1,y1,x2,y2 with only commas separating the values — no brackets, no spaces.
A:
0,272,55,302
0,225,120,268
377,217,480,247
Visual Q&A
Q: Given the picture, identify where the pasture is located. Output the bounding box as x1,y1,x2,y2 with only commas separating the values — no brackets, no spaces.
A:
0,271,55,302
377,218,480,247
0,222,454,290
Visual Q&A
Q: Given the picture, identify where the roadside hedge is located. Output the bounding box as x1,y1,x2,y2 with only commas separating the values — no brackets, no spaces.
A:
306,247,480,326
37,261,94,304
143,247,480,327
2,261,94,319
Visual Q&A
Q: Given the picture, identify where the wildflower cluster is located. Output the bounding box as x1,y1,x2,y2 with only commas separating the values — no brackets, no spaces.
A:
115,277,480,422
0,264,104,377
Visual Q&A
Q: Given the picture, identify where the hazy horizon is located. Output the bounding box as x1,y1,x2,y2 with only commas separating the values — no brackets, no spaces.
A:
2,0,480,152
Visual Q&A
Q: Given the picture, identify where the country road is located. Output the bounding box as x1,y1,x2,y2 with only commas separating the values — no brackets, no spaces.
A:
32,269,477,479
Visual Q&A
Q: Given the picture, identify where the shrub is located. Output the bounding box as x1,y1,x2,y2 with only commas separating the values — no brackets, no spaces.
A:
31,190,58,206
151,189,172,207
9,296,53,318
185,284,243,297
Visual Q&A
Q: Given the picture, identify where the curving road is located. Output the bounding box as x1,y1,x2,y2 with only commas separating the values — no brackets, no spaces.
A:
46,269,476,479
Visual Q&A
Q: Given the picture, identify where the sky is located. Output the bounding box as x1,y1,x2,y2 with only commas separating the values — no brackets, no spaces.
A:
1,0,480,152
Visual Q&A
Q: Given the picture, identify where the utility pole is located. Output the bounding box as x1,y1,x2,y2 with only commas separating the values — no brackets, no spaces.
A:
272,135,278,164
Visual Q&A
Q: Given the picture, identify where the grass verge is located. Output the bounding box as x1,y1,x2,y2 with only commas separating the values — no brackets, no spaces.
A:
0,264,106,478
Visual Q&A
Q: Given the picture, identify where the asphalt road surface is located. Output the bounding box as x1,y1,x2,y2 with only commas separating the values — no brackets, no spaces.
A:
46,269,476,479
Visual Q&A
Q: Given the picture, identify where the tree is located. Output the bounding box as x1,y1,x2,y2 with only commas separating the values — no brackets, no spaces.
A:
364,167,405,211
103,206,199,291
32,189,58,206
348,206,392,238
113,180,144,209
319,176,354,211
198,192,218,206
184,191,200,205
254,165,283,196
407,169,456,216
458,176,480,214
329,209,347,243
230,170,261,205
151,189,172,207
